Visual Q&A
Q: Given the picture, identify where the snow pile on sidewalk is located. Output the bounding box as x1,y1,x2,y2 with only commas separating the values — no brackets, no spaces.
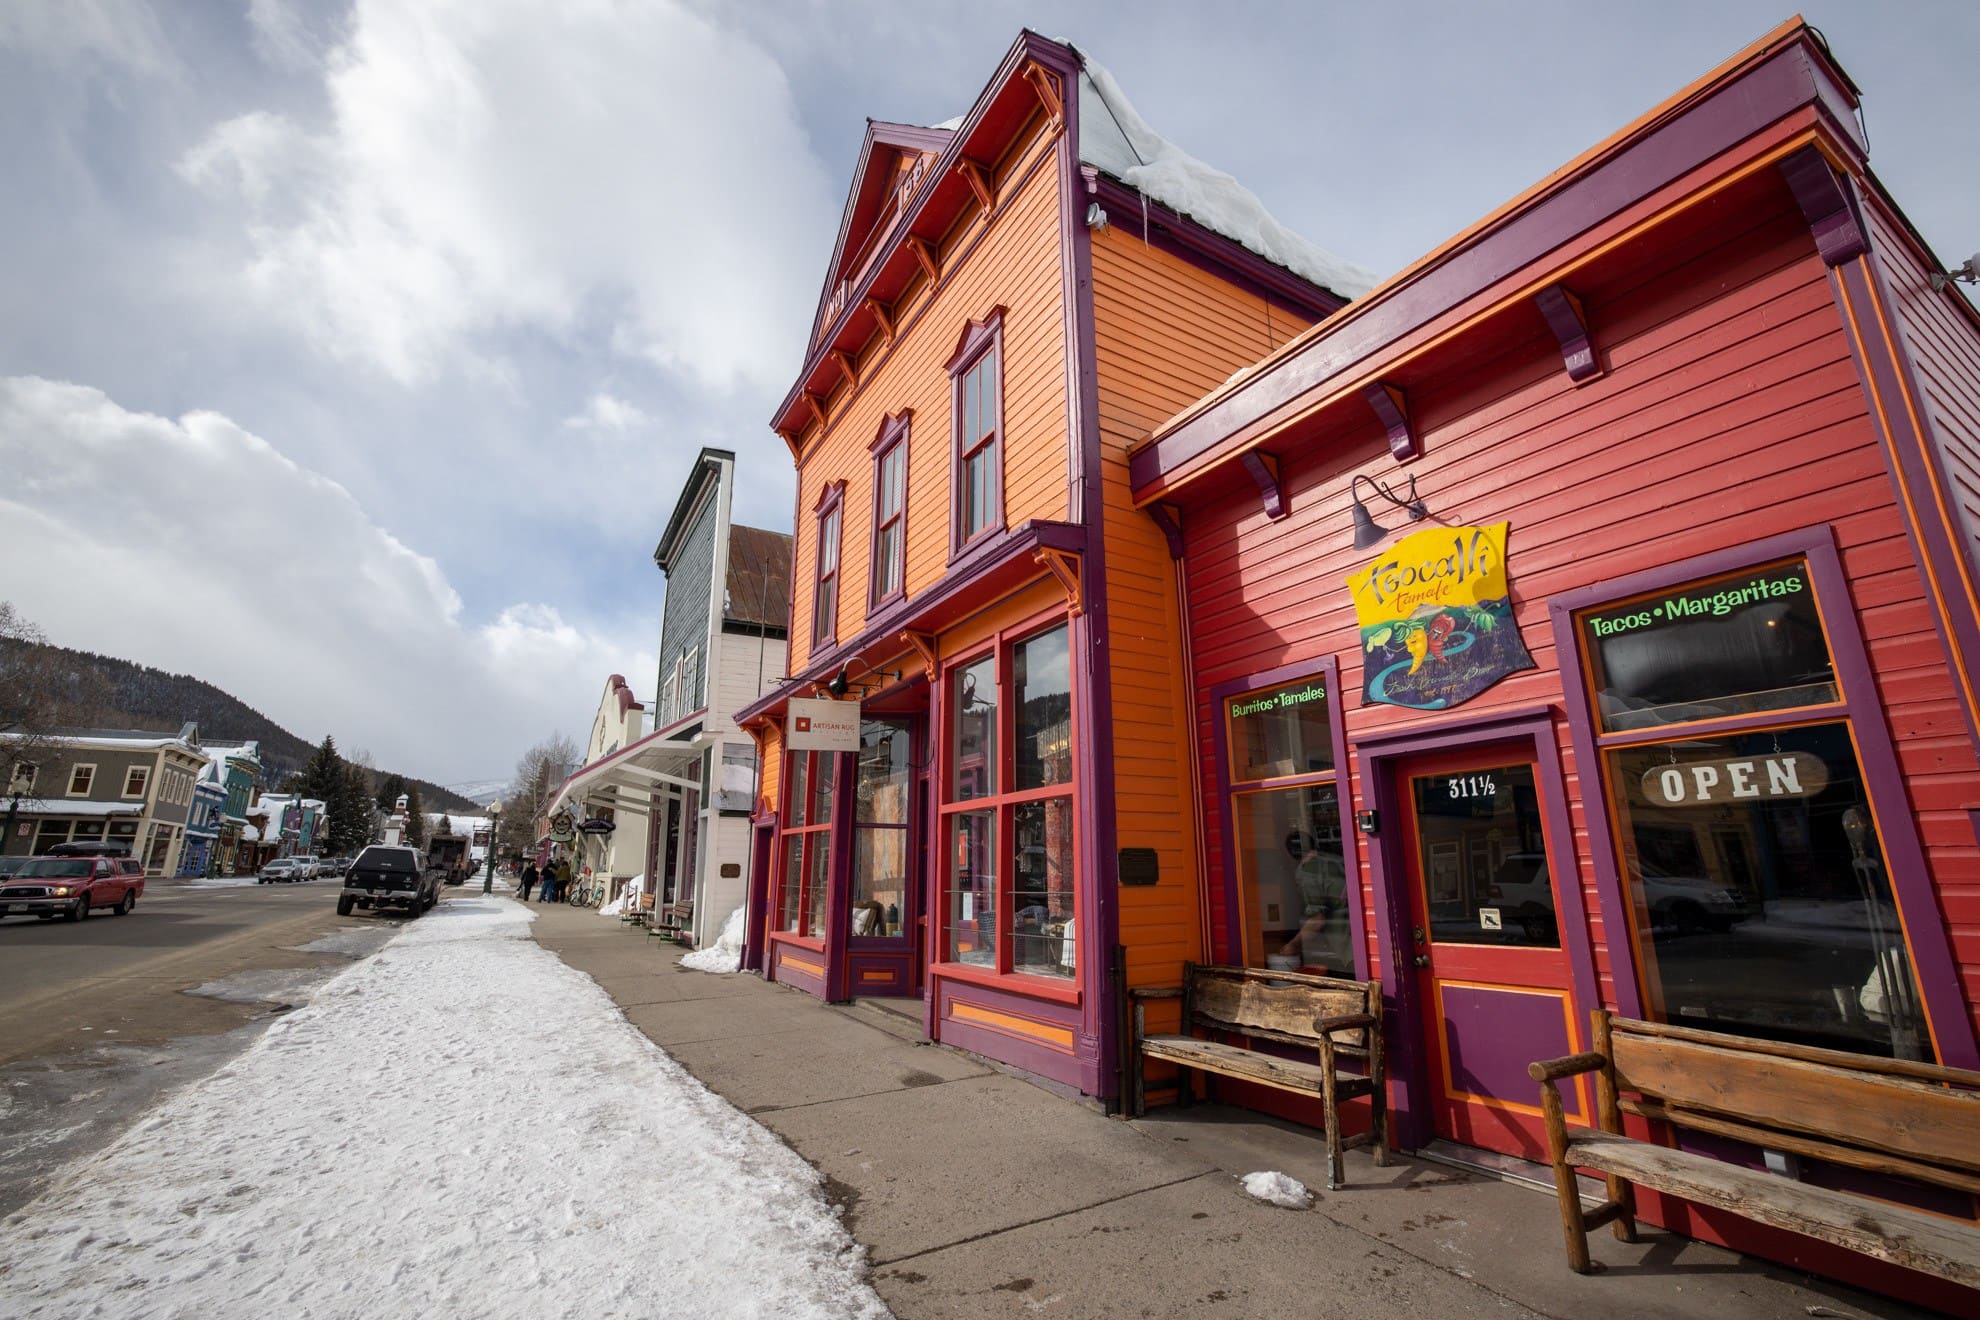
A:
0,897,887,1320
598,874,643,917
1240,1170,1314,1209
681,905,745,973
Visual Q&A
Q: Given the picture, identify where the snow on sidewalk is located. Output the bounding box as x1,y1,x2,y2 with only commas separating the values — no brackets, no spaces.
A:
0,896,888,1320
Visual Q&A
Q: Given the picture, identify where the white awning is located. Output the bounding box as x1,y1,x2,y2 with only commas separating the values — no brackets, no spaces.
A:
547,722,706,823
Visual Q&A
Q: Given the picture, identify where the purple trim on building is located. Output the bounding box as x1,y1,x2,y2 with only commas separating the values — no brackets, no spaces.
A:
1085,175,1351,322
1362,383,1417,462
1206,656,1362,974
737,519,1089,727
1849,243,1980,754
1240,451,1288,520
868,410,912,612
743,811,777,973
811,481,846,651
1131,36,1857,495
1147,502,1184,560
1348,704,1601,1151
1534,284,1603,383
1546,525,1979,1071
1779,147,1867,266
932,973,1086,1090
948,307,1008,562
823,748,856,1002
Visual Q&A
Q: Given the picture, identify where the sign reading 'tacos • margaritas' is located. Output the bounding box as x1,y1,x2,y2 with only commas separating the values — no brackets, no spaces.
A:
1346,522,1534,710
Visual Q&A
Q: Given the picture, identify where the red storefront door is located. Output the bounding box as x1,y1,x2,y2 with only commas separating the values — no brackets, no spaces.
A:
1394,745,1587,1162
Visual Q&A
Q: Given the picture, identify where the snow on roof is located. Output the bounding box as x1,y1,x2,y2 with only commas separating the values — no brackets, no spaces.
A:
1073,55,1378,300
12,798,147,818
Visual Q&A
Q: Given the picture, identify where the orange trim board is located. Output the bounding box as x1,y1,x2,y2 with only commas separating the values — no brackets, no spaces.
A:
782,955,826,978
948,1000,1075,1049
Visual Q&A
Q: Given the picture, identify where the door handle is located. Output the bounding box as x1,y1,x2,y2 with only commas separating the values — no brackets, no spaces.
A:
1412,954,1431,968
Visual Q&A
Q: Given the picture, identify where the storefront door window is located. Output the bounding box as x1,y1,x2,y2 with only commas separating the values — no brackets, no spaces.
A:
940,619,1076,980
851,720,910,938
1575,556,1931,1060
778,750,837,938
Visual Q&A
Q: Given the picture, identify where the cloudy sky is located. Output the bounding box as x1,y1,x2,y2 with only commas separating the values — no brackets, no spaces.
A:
3,1,1975,788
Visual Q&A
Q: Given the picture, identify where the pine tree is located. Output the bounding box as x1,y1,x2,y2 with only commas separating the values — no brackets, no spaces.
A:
332,762,374,854
299,734,341,803
403,784,426,848
375,774,406,813
435,813,453,839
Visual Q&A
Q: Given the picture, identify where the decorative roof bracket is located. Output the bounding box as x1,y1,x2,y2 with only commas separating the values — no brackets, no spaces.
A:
958,158,997,213
1241,450,1288,520
864,297,895,341
1033,547,1084,617
1779,146,1867,266
1023,61,1064,130
1363,383,1418,462
907,234,941,283
1146,501,1184,560
898,630,939,681
830,348,858,389
1534,284,1603,384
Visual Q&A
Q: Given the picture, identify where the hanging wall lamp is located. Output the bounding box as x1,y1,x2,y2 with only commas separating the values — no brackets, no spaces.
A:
826,656,904,698
1349,473,1430,550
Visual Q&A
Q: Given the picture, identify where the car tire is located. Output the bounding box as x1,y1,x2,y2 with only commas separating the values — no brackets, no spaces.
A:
67,895,88,922
336,895,354,917
116,890,135,916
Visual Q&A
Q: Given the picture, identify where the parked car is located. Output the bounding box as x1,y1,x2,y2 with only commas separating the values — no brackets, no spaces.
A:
338,845,440,918
0,856,30,879
258,857,306,884
322,856,352,877
0,855,145,921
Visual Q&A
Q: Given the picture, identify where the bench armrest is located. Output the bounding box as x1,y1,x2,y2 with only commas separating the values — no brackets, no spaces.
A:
1313,1011,1375,1035
1129,986,1184,1001
1527,1051,1607,1083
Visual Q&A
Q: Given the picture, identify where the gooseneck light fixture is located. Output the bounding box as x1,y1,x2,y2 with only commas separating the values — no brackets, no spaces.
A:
1349,473,1430,550
826,655,903,699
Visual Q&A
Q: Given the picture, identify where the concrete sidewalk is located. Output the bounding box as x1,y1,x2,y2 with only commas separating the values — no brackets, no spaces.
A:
527,900,1923,1319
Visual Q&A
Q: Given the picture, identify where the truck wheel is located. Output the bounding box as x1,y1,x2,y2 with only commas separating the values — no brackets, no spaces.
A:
66,895,89,922
116,890,136,916
337,895,354,917
405,901,421,920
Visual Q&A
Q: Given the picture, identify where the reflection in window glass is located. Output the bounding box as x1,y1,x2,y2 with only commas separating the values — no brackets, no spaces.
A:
1013,798,1075,977
788,754,810,828
1233,784,1354,974
1015,625,1072,790
1227,678,1333,783
1606,722,1929,1059
852,831,906,936
810,754,837,826
1409,764,1558,948
851,720,910,938
778,836,802,931
947,810,996,966
1580,560,1837,732
854,722,909,824
805,829,830,936
952,655,997,801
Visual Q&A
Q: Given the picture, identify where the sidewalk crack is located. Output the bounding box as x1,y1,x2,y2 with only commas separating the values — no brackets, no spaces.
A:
869,1171,1220,1267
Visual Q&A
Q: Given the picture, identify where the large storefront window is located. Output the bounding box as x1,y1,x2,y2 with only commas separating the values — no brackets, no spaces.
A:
1575,557,1931,1060
778,750,836,937
940,620,1076,980
851,720,909,938
1222,667,1355,976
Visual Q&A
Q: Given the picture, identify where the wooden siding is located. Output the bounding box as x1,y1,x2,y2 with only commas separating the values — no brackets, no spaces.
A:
1178,196,1980,1047
1091,225,1317,989
756,723,784,819
786,124,1071,675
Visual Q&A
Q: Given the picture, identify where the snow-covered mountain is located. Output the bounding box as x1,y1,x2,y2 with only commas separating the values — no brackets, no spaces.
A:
444,778,511,805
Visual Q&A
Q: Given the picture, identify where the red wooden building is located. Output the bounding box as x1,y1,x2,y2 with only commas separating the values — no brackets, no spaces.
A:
1130,19,1980,1305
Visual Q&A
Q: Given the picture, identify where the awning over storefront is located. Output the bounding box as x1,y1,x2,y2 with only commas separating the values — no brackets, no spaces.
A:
546,720,706,824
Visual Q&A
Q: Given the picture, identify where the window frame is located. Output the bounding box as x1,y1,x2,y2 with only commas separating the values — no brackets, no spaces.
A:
1548,526,1973,1065
1209,656,1363,976
945,307,1006,559
124,765,150,799
935,607,1079,994
868,410,912,611
775,749,839,944
812,480,845,650
66,763,96,798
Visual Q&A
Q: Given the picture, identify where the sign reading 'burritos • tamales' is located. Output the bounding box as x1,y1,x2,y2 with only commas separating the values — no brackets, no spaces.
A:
1347,522,1535,710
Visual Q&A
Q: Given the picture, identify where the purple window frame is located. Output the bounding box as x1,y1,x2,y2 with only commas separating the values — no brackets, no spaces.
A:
1546,523,1978,1069
1207,655,1364,975
811,480,845,651
868,409,912,612
945,307,1006,559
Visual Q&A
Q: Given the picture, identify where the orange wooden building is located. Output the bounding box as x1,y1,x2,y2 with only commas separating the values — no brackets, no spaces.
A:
735,31,1368,1100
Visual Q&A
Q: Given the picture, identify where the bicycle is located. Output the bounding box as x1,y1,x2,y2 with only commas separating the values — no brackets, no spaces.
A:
567,874,603,908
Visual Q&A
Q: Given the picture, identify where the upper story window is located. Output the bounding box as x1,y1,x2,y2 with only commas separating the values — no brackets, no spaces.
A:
67,764,95,797
9,761,35,794
946,308,1005,555
124,766,150,798
813,482,845,648
869,411,910,609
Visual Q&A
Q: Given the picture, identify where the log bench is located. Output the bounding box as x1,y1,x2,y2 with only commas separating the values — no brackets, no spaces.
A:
1129,962,1387,1189
1529,1010,1980,1287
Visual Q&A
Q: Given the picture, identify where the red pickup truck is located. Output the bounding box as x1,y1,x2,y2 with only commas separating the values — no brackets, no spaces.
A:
0,855,146,921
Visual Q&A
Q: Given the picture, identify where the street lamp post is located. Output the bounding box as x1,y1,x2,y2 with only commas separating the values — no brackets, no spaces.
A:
483,800,501,894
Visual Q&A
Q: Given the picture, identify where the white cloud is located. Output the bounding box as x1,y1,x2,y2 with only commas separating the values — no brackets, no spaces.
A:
561,392,650,432
179,0,834,391
0,0,176,77
0,376,651,780
245,0,341,74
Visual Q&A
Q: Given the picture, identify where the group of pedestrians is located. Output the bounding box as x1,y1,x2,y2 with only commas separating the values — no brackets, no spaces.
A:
517,857,571,904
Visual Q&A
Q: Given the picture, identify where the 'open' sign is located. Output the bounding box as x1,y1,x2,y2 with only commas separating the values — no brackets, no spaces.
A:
1638,750,1829,807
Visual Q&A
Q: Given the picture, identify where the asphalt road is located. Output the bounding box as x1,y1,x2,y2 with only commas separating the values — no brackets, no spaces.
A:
0,877,418,1217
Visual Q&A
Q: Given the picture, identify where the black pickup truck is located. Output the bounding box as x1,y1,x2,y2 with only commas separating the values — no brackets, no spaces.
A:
337,845,441,918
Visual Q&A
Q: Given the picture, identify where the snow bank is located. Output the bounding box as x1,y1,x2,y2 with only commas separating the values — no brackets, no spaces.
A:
0,896,887,1320
1240,1170,1315,1209
1075,56,1378,300
681,905,745,974
598,873,644,918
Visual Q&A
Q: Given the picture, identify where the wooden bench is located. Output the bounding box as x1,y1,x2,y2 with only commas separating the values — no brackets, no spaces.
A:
649,898,693,943
1529,1011,1980,1286
1129,962,1387,1189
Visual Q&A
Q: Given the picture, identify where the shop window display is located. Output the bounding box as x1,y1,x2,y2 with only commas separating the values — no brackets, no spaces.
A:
851,720,910,938
778,750,837,937
1576,558,1931,1061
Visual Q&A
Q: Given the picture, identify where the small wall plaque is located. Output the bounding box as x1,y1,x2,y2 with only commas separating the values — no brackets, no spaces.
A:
1118,848,1159,887
720,862,741,879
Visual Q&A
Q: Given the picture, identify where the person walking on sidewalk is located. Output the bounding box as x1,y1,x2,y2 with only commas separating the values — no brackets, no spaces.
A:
518,860,538,902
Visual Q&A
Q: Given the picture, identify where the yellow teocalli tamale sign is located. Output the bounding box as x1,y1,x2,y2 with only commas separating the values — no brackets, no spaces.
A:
1345,522,1534,710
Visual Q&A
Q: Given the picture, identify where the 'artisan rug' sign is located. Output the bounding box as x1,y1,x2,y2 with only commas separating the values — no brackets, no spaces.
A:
1347,522,1534,710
